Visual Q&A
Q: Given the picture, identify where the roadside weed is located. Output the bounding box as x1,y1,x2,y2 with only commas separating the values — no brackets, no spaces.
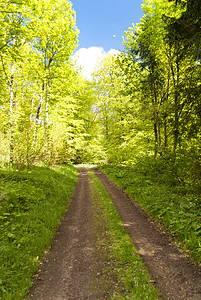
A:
99,160,201,264
0,165,78,299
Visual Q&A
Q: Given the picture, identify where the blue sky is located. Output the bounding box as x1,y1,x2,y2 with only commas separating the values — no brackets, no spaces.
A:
71,0,143,52
71,0,143,79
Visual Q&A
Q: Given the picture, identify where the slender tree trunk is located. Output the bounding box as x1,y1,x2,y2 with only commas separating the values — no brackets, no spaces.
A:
164,74,170,152
173,96,179,153
154,120,158,159
164,116,168,151
44,80,50,163
33,83,44,147
150,63,161,158
9,62,15,165
104,99,109,141
45,79,50,129
169,53,180,155
173,59,180,154
156,111,162,156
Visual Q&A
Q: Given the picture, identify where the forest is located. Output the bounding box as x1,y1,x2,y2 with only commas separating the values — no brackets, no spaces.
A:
0,0,200,167
0,0,201,298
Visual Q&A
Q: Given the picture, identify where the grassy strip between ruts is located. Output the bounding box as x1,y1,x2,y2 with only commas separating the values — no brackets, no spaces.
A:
99,161,201,264
0,164,78,300
89,170,160,300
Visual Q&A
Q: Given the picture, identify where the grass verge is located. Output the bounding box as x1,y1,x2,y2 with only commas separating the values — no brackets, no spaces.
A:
89,170,160,299
99,159,201,264
0,164,78,299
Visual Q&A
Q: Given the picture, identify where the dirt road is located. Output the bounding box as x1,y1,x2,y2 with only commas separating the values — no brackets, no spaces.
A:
29,168,201,299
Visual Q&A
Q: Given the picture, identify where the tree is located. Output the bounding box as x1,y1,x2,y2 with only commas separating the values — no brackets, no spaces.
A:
166,0,201,60
123,1,172,157
165,0,201,152
0,0,80,167
27,0,78,162
122,0,200,158
92,52,145,163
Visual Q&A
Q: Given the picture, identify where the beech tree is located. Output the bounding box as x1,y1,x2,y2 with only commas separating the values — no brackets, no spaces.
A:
165,0,201,153
92,0,200,168
0,0,81,167
92,53,144,163
27,0,79,162
121,0,200,160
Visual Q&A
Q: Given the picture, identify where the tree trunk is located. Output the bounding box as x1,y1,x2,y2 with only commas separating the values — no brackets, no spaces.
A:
173,59,180,154
154,120,158,159
33,83,44,147
164,74,170,152
164,116,168,151
44,80,50,163
169,53,180,155
156,111,162,156
173,96,179,153
9,62,15,165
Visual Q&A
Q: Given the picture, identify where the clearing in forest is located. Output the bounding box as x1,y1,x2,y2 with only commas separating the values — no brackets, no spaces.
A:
29,168,201,300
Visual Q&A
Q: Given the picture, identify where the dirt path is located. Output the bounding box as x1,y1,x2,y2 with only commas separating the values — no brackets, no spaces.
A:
93,168,201,300
29,168,119,299
30,168,94,299
29,167,201,299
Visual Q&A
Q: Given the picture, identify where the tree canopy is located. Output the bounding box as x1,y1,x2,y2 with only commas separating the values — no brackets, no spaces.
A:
0,0,200,178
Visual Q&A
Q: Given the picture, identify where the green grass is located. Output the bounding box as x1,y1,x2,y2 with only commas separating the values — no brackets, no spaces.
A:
0,164,78,299
89,171,160,300
99,158,201,264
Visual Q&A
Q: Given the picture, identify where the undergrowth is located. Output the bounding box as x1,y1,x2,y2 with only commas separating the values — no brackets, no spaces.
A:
99,158,201,264
89,171,160,299
0,164,78,299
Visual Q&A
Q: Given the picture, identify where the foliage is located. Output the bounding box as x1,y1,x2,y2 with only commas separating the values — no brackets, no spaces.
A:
89,171,160,299
1,0,200,168
99,159,201,263
0,0,98,167
0,0,201,294
123,0,200,158
0,164,78,299
92,53,150,163
166,0,201,60
91,0,200,168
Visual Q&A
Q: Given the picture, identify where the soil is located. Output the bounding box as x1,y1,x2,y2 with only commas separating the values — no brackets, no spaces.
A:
29,167,201,300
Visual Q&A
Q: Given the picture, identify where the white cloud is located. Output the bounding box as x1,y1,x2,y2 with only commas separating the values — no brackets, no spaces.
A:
72,46,119,80
108,48,119,56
